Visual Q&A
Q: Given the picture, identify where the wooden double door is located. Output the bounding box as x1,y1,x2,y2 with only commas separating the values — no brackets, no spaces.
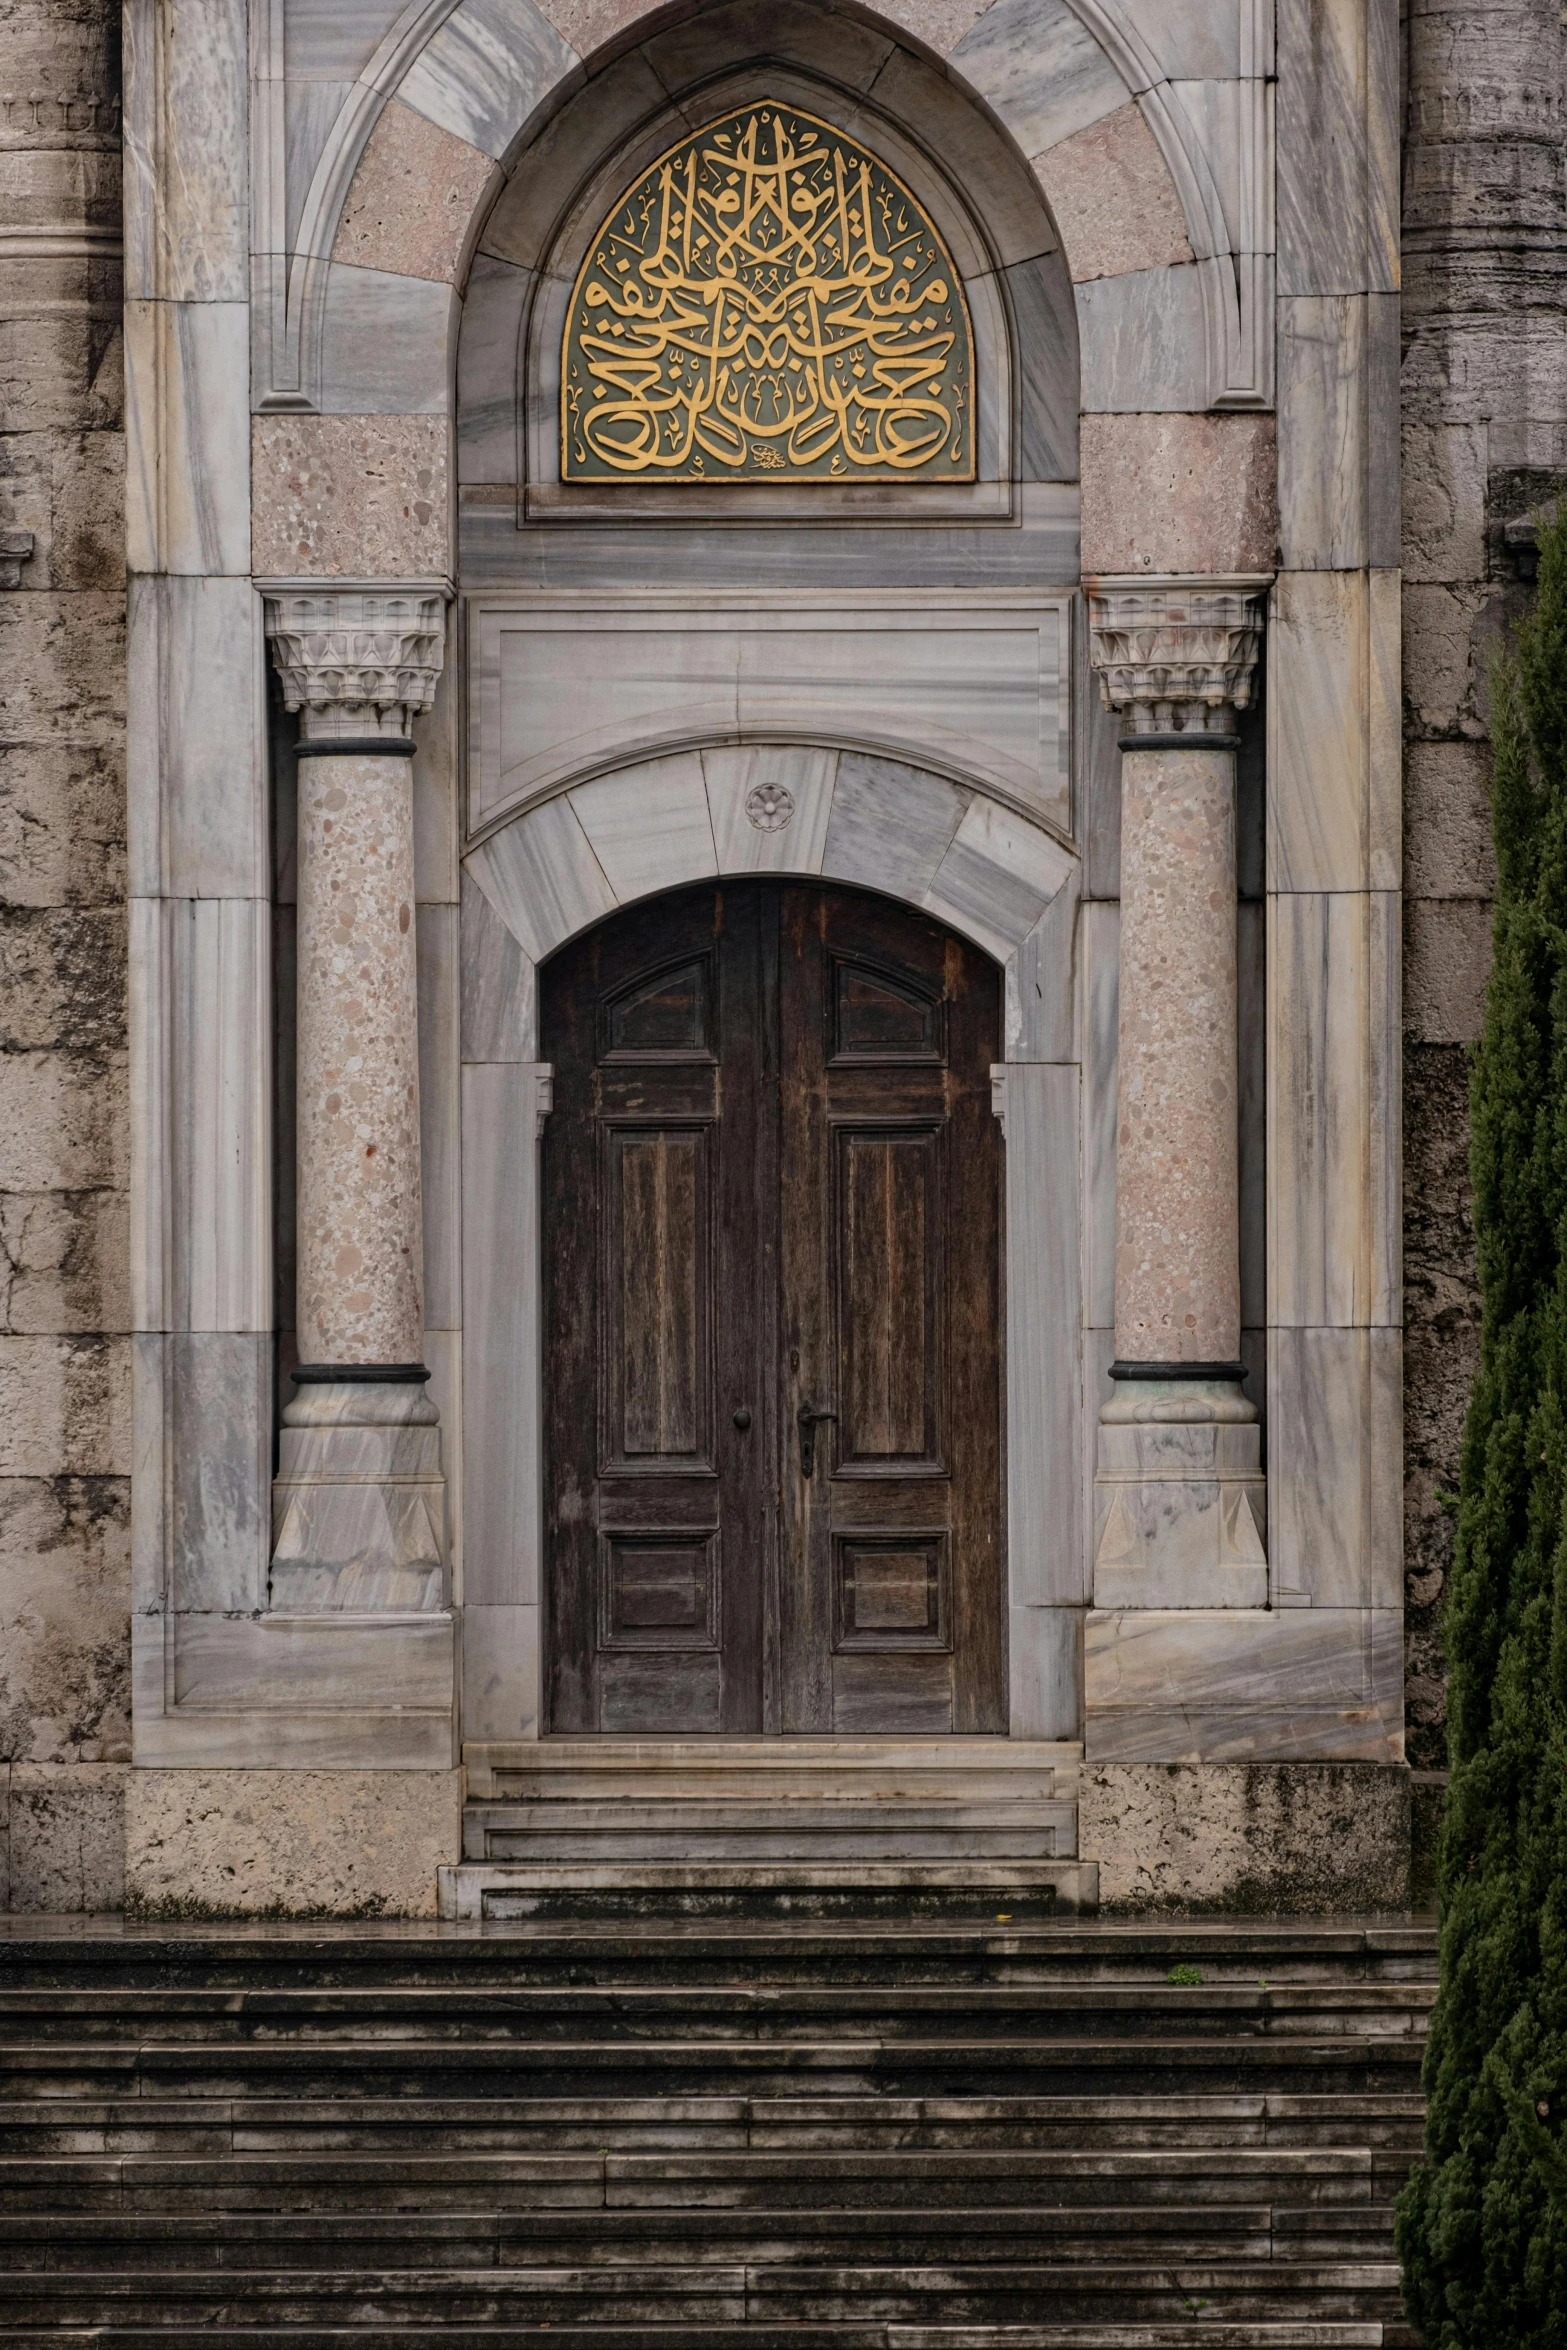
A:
541,881,1004,1736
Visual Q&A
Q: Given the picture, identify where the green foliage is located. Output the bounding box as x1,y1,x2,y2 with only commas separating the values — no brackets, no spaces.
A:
1166,1964,1204,1986
1395,511,1567,2347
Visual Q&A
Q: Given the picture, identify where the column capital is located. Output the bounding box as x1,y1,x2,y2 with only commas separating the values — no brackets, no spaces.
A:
259,578,452,743
1085,573,1271,736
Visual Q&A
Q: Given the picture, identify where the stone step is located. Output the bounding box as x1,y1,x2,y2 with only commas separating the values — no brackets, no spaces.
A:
0,2324,1406,2349
0,2259,1407,2326
462,1737,1083,1805
465,1801,1079,1862
0,2091,1427,2158
439,1860,1101,1920
0,1922,1439,1990
0,2205,1400,2268
0,1982,1435,2041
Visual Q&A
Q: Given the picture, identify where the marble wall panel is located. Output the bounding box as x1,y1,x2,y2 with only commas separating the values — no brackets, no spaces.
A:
418,904,462,1336
171,1613,455,1712
461,1061,547,1609
281,77,358,255
283,0,397,79
163,1333,274,1615
703,746,836,877
1237,897,1266,1331
251,415,450,579
1166,77,1273,258
1110,0,1250,82
996,1062,1083,1607
399,0,581,161
132,899,271,1337
951,0,1127,157
1081,1325,1116,1611
477,51,667,272
924,797,1074,962
459,870,537,1062
643,0,893,101
124,301,250,578
1084,1604,1403,1762
332,101,500,283
867,41,1059,270
414,649,461,908
123,0,248,301
1076,263,1210,412
126,576,267,901
1077,900,1118,1330
570,754,717,901
1267,569,1400,895
1275,0,1399,297
1033,102,1193,283
1267,890,1400,1330
1004,253,1081,482
1080,413,1278,576
1277,296,1400,571
466,797,616,963
461,1602,540,1742
821,755,969,909
315,264,459,415
132,1703,458,1770
457,254,529,486
422,1324,463,1596
1269,1326,1401,1610
1006,878,1077,1064
1009,1605,1081,1739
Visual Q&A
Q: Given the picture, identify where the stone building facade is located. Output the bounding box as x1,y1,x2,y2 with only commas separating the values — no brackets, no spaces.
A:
0,0,1551,1916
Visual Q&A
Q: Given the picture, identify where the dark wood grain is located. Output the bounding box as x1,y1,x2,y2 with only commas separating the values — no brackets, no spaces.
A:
541,880,1003,1736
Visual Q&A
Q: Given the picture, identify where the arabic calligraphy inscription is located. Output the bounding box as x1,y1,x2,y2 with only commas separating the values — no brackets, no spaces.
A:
562,104,975,484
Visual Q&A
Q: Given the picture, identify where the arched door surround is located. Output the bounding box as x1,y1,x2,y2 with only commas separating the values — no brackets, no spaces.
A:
458,745,1084,1748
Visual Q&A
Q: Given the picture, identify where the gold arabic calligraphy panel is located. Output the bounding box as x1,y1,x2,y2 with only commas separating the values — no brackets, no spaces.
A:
562,104,975,484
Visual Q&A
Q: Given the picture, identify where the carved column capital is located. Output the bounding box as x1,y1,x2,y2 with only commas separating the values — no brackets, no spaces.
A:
1085,574,1270,737
260,580,450,743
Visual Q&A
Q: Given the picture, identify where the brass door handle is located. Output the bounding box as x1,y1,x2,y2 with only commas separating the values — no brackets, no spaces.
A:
797,1403,837,1478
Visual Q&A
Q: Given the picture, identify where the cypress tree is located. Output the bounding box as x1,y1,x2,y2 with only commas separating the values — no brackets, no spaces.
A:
1395,510,1567,2346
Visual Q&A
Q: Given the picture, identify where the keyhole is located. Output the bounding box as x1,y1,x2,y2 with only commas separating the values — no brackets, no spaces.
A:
733,1407,752,1431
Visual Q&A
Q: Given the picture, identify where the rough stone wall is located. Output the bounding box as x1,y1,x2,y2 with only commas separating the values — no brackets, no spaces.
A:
1400,0,1567,1770
0,0,129,1909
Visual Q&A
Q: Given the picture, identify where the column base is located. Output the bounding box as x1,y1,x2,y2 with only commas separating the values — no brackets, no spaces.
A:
271,1377,445,1613
1092,1375,1267,1610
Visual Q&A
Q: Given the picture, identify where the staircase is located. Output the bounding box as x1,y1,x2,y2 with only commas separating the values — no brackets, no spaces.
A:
445,1739,1098,1918
0,1910,1432,2346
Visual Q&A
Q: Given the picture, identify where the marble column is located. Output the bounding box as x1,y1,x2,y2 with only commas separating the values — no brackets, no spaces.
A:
1087,576,1271,1609
262,586,449,1611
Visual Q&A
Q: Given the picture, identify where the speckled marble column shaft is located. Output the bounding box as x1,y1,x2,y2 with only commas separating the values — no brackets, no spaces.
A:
295,748,424,1367
1114,742,1240,1364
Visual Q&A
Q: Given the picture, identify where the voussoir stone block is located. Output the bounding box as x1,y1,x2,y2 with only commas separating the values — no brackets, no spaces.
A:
1034,101,1192,283
251,416,450,580
1080,414,1278,575
333,101,499,285
124,1768,464,1917
1081,1761,1413,1913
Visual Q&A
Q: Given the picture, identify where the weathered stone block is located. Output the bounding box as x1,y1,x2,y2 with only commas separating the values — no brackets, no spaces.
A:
0,430,124,592
0,1190,129,1335
124,1768,464,1918
251,416,450,580
0,906,126,1052
0,743,125,909
0,1475,130,1764
5,1760,128,1912
1402,581,1492,738
1405,739,1495,898
1081,1761,1413,1913
1080,414,1278,575
0,592,125,744
1404,896,1493,1045
0,1335,131,1477
1401,419,1488,584
0,1050,128,1192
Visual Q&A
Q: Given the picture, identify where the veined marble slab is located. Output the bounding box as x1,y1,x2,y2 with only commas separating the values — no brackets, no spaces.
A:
399,0,579,163
1085,1604,1403,1762
468,594,1072,834
952,0,1127,156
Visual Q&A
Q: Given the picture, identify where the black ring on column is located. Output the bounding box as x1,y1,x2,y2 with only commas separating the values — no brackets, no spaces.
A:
296,738,416,759
1108,1360,1249,1382
1117,732,1241,752
291,1362,431,1384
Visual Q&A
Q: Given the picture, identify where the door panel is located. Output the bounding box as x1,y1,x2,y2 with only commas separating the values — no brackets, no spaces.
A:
543,879,1002,1736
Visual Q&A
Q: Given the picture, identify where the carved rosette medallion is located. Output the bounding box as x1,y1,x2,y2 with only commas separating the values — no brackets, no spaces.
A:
1086,576,1270,733
562,102,975,484
745,781,795,831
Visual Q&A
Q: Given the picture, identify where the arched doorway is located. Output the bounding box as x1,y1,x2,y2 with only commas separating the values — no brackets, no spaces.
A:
540,880,1005,1736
